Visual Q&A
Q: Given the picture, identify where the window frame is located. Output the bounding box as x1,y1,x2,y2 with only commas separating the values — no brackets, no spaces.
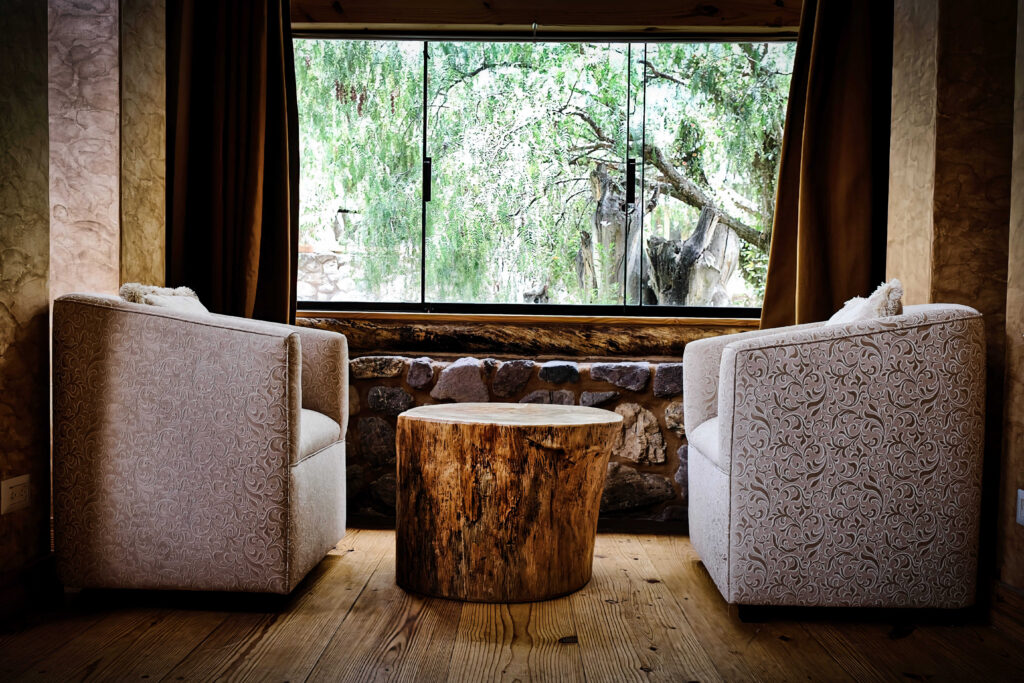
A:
292,31,795,320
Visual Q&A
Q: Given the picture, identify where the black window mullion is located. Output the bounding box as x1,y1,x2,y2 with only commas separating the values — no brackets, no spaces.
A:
420,41,428,308
639,42,648,308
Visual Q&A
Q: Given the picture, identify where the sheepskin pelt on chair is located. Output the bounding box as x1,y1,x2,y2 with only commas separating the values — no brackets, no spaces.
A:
119,283,210,315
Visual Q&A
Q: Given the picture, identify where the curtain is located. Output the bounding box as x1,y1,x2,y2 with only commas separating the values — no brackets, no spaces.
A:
167,0,299,323
760,0,893,328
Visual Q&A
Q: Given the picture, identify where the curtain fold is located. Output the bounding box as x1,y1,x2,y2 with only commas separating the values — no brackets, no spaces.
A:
760,0,893,328
167,0,299,323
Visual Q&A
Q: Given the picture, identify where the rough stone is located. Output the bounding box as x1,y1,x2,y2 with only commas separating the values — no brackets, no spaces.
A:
653,363,684,397
580,390,619,407
591,362,650,392
613,403,666,464
406,356,434,389
518,389,573,405
538,360,579,384
351,355,407,379
371,473,397,508
430,357,489,402
482,358,500,376
675,445,689,488
552,390,574,405
493,359,534,397
664,401,685,434
347,463,369,499
348,387,360,416
367,386,414,416
358,416,396,465
600,462,675,512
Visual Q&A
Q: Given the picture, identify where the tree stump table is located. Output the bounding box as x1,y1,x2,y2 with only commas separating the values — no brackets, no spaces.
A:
396,402,623,602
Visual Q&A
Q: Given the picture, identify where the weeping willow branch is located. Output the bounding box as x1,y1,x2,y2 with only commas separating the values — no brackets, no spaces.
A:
643,143,770,252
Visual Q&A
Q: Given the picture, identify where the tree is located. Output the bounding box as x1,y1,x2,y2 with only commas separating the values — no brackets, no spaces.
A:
293,39,795,306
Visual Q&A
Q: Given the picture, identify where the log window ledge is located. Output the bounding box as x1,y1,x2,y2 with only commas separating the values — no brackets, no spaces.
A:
296,309,759,358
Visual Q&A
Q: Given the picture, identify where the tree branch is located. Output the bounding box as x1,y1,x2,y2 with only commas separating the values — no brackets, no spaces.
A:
644,143,769,251
561,108,612,143
639,60,688,87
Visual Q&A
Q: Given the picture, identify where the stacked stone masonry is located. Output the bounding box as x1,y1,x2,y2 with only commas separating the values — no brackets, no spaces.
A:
346,354,690,526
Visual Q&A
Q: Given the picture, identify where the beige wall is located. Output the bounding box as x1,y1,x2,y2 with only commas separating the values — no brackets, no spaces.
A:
48,0,121,300
887,0,937,306
0,0,52,585
121,0,166,286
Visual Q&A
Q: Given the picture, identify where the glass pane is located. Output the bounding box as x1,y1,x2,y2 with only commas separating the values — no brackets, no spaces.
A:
426,42,628,305
293,39,423,303
639,42,796,307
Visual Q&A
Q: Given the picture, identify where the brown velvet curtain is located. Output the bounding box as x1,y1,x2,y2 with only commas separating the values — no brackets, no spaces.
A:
760,0,893,328
167,0,299,323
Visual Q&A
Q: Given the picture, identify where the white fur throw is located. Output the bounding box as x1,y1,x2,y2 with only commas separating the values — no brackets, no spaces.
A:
119,283,210,315
826,279,904,326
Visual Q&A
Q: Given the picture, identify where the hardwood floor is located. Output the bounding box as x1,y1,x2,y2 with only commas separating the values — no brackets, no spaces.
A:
1,529,1022,682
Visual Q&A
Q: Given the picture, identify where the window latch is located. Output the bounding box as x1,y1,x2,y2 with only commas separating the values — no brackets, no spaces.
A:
423,157,432,202
625,158,636,205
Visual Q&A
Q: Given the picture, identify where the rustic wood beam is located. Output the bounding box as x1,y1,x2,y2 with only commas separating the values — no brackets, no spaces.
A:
291,0,802,34
297,311,758,358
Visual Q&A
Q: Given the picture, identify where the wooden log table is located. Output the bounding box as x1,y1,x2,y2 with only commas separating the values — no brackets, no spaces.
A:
396,402,623,602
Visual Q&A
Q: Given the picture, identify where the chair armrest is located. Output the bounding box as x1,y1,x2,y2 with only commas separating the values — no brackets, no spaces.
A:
682,322,822,435
290,325,348,436
717,305,985,606
208,314,349,435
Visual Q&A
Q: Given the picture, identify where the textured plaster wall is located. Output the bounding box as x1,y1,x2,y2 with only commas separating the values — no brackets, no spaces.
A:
120,0,166,286
929,0,1015,599
0,0,52,576
889,0,1018,596
0,0,162,592
1000,0,1024,590
886,0,937,305
930,0,1013,377
48,0,121,300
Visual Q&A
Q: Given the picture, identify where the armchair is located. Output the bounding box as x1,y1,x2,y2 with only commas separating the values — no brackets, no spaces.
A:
683,304,985,608
53,293,348,594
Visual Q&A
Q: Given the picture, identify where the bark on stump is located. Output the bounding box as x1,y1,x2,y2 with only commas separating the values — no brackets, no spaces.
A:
396,403,623,602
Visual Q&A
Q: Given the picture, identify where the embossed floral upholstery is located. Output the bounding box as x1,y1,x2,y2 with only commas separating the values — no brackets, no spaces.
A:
52,293,348,594
684,304,985,608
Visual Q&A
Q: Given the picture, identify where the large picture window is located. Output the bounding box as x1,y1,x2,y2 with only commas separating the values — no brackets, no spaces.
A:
294,39,795,315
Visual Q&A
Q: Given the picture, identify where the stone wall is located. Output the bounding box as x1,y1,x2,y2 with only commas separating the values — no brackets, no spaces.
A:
344,354,690,527
297,252,357,302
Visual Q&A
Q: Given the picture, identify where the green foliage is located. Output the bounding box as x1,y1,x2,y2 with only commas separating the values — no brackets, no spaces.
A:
293,39,794,305
294,40,422,300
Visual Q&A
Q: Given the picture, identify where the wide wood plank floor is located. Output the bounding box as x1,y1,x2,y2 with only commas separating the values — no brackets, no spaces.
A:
1,529,1022,682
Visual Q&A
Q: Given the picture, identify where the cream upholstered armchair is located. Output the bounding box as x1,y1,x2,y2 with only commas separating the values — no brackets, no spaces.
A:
683,304,985,608
53,293,348,594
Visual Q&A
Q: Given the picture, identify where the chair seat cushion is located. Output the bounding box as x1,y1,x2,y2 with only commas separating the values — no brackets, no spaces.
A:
688,417,725,472
300,409,342,459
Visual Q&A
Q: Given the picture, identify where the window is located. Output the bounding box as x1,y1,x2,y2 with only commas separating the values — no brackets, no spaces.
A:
294,39,795,315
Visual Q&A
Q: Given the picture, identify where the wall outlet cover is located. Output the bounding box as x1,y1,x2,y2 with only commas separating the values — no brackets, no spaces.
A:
0,475,30,514
1017,489,1024,527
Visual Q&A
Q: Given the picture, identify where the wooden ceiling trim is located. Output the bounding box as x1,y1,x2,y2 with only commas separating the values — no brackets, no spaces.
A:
290,1,803,33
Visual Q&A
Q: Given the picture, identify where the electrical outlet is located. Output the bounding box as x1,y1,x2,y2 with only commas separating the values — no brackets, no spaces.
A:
1018,489,1024,527
0,475,30,514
